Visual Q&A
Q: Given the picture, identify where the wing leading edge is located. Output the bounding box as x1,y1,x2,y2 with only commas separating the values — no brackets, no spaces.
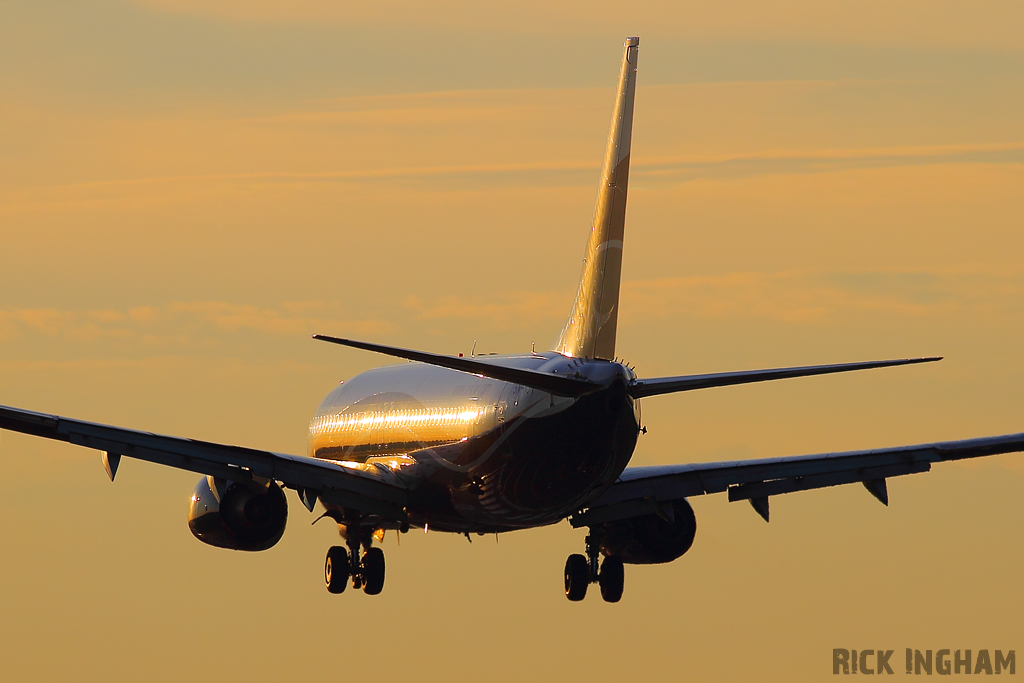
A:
575,431,1024,525
0,404,408,518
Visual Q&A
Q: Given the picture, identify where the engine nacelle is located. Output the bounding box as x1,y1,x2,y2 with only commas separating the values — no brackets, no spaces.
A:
599,498,697,564
188,476,288,551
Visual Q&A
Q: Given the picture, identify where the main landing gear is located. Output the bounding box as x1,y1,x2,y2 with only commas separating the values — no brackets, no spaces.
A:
325,525,386,595
564,530,624,603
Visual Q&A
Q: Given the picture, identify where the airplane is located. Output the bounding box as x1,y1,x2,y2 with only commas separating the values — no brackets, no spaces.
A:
4,36,1024,603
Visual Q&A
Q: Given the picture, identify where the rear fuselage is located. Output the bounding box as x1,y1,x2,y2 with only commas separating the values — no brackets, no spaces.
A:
308,353,641,532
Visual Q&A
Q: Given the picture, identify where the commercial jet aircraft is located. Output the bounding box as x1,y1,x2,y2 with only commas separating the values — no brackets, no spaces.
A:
4,37,1024,602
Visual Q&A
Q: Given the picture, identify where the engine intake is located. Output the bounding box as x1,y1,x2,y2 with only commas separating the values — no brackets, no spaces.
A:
599,498,697,564
188,476,288,551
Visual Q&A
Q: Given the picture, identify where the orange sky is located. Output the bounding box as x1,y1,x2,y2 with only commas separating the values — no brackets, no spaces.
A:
2,2,1023,681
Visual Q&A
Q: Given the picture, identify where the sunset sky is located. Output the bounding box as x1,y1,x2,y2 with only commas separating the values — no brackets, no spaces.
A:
2,1,1023,680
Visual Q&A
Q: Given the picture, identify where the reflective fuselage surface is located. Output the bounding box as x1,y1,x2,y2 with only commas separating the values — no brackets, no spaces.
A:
308,353,641,532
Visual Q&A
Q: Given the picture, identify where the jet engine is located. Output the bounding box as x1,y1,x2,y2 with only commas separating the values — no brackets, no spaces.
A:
188,476,288,551
599,498,697,564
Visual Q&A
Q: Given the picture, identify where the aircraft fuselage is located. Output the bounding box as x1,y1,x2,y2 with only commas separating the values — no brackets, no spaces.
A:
308,353,641,532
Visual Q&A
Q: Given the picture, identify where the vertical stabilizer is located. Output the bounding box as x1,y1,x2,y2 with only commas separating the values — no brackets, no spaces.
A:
552,37,639,360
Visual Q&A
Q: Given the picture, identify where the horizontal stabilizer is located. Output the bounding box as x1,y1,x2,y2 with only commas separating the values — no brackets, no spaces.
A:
312,335,602,398
628,357,941,399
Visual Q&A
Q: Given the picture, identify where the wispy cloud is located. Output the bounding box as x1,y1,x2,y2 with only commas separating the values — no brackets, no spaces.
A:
125,0,1024,52
1,269,1021,352
0,302,392,346
404,268,1024,327
403,268,1024,327
5,142,1019,210
623,269,1024,323
631,143,1024,186
404,292,568,328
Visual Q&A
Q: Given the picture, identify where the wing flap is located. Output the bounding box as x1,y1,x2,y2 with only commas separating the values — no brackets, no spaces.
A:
725,460,931,502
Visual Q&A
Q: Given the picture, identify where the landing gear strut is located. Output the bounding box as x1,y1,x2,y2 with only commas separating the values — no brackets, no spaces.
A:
563,529,624,603
324,523,386,596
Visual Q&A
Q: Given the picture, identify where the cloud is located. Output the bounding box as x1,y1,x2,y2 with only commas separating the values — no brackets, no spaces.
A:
395,268,1024,327
166,301,392,336
0,302,392,347
1,270,1021,354
0,309,131,340
404,292,568,328
127,1,1024,51
5,142,1020,213
621,269,1024,323
631,143,1024,187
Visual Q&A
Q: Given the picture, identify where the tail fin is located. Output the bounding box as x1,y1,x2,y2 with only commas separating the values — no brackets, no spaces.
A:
552,37,639,360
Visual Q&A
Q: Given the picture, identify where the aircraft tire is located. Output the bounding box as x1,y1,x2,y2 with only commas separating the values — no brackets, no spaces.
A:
564,554,589,601
325,546,349,594
361,547,386,595
599,556,624,603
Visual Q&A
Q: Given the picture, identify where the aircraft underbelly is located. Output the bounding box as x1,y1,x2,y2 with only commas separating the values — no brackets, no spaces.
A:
446,392,639,528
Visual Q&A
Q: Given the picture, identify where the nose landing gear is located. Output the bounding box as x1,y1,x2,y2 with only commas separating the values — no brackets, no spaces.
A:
563,529,624,602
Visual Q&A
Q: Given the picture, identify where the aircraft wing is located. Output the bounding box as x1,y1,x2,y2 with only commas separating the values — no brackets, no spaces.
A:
573,432,1024,525
0,404,408,518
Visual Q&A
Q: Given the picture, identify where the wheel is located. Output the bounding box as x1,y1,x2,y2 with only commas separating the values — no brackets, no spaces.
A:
325,546,349,594
564,554,589,602
599,555,624,603
361,547,386,595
